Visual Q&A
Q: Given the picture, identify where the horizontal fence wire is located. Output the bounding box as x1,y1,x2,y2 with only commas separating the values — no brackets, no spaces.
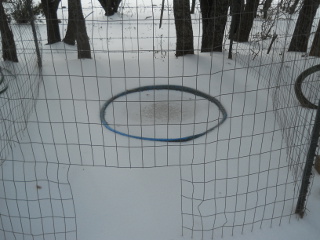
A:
0,1,319,240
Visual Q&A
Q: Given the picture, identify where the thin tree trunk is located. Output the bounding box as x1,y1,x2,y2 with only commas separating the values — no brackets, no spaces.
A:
234,0,259,42
288,0,320,52
0,2,18,62
41,0,61,44
69,0,91,59
263,0,273,19
200,0,229,52
229,0,243,38
173,0,194,56
310,20,320,56
63,1,76,45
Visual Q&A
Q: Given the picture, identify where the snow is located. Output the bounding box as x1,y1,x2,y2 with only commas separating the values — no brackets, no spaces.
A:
1,0,320,240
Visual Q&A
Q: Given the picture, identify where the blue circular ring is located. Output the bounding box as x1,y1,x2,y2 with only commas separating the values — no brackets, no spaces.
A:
100,85,227,142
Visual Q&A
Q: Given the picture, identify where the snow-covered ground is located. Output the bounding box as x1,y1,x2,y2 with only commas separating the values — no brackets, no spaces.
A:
1,1,320,240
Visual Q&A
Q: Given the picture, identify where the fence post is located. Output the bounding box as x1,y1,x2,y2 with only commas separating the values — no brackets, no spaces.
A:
295,99,320,217
27,0,42,68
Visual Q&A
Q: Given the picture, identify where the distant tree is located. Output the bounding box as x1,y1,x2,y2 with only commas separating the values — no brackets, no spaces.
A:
67,0,91,59
281,0,290,10
97,0,122,16
288,0,301,14
234,0,259,42
288,0,320,52
173,0,194,56
310,20,320,56
0,2,18,62
200,0,229,52
280,0,301,13
41,0,61,44
263,0,273,19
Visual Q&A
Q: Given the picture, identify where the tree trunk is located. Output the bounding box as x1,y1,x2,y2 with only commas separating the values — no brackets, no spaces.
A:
173,0,194,56
229,0,243,38
69,0,91,59
229,0,243,59
234,0,259,42
63,1,76,45
288,0,320,52
97,0,122,16
200,0,229,52
263,0,273,19
113,0,122,13
310,20,320,56
0,2,18,62
288,0,301,14
41,0,61,44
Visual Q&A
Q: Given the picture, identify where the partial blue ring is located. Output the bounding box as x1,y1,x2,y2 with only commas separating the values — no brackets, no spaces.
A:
100,85,227,142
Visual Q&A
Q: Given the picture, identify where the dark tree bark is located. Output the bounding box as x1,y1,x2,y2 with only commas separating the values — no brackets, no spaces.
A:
288,0,301,14
229,0,243,38
41,0,61,44
173,0,194,56
263,0,273,19
97,0,122,16
68,0,91,59
310,20,320,56
234,0,260,42
200,0,229,52
288,0,320,52
0,2,18,62
63,1,76,45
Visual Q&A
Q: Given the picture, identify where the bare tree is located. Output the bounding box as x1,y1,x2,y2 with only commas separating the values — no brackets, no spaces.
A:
288,0,301,14
0,2,18,62
310,20,320,56
200,0,229,52
288,0,320,52
41,0,61,44
173,0,194,56
67,0,91,58
234,0,260,42
263,0,273,19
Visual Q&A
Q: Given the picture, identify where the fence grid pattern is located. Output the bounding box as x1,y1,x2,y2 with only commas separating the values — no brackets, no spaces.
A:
0,1,319,240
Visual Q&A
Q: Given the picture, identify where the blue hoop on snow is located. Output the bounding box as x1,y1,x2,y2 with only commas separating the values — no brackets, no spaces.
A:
100,85,227,142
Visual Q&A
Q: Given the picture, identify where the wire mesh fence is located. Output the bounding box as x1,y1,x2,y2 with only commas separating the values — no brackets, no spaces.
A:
0,0,320,240
0,0,42,165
